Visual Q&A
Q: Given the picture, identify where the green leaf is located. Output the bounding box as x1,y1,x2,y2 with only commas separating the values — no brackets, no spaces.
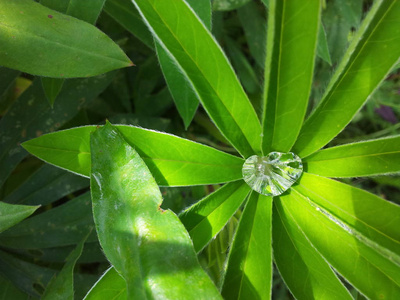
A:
273,202,353,300
41,78,64,107
294,172,400,259
279,187,400,299
305,136,400,177
40,0,106,105
156,0,210,128
213,0,251,11
0,0,132,78
0,249,56,297
0,202,39,233
316,24,332,65
131,0,261,157
293,0,400,157
0,192,95,249
224,37,261,95
84,267,127,300
22,125,244,186
179,181,250,253
42,231,91,300
0,275,30,300
222,192,272,299
0,73,115,188
237,1,267,68
262,0,320,153
104,0,154,49
0,67,20,111
3,164,88,206
90,122,221,299
64,0,106,25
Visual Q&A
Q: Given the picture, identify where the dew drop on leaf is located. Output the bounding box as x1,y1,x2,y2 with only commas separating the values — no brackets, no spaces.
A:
242,152,303,196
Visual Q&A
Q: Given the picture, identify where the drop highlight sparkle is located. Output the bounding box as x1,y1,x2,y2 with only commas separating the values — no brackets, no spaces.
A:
242,152,303,196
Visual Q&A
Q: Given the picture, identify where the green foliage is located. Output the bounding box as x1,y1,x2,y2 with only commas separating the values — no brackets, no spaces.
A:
1,0,400,299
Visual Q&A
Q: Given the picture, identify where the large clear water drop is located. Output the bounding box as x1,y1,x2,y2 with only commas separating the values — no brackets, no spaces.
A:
242,152,303,196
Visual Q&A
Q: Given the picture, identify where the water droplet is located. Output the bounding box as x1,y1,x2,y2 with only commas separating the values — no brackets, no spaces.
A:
242,152,303,196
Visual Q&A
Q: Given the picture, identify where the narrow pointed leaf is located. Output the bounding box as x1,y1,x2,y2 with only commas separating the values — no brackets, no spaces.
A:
42,231,90,300
104,0,154,49
179,181,251,253
279,189,400,299
64,0,106,25
40,0,106,105
316,24,332,65
262,0,320,153
131,0,261,157
294,172,400,258
0,73,115,188
0,0,132,78
22,125,244,186
41,78,64,107
273,202,353,300
3,164,88,206
156,0,211,128
0,202,39,233
0,192,95,249
293,0,400,157
84,267,127,300
222,192,272,299
90,122,221,299
305,136,400,177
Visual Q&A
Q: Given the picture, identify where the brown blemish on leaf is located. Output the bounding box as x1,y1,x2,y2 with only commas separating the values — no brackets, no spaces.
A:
48,15,53,19
157,205,166,213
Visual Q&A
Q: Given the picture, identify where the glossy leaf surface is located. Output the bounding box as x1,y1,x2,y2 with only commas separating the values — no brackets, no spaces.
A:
156,0,211,128
42,232,90,300
222,193,272,300
90,123,221,299
280,188,400,299
305,136,400,177
179,181,250,253
0,202,39,233
262,0,320,153
293,0,400,157
84,267,127,300
0,0,132,78
22,125,244,186
131,0,261,157
295,173,400,258
273,202,352,300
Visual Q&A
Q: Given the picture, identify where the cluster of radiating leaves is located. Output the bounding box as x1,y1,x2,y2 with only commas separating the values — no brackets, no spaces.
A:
1,0,400,299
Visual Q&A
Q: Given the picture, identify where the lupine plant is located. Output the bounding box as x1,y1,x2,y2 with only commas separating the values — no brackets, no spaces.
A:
0,0,400,299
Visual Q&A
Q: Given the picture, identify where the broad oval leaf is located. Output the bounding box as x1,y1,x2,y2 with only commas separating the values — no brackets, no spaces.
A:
293,0,400,157
0,0,132,78
131,0,261,157
22,125,244,186
90,122,221,299
304,136,400,177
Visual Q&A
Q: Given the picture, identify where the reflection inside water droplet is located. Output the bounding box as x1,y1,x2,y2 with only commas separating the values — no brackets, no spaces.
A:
242,152,303,196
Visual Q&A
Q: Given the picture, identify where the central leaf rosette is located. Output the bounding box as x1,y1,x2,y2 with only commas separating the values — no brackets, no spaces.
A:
242,152,303,196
